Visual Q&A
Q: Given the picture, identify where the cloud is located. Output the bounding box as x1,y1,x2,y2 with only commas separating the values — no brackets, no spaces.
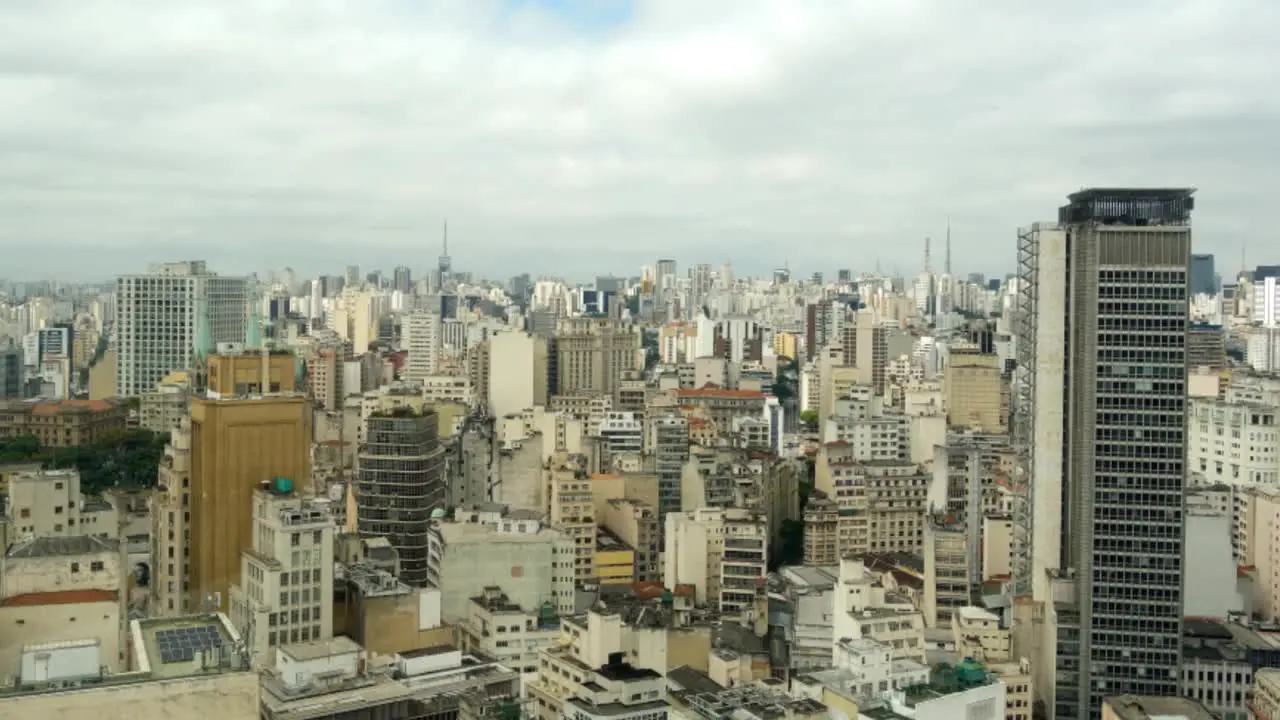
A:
0,0,1276,281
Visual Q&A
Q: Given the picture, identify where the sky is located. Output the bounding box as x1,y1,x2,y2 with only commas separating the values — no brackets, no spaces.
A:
2,0,1278,283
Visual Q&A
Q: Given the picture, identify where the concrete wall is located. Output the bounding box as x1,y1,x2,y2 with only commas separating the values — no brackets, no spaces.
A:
2,671,259,720
0,600,121,680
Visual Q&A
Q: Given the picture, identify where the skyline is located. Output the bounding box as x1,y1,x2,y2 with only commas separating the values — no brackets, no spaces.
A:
3,0,1277,280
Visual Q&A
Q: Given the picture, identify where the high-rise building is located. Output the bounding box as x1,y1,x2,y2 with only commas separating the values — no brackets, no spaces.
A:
185,351,309,613
357,406,446,586
345,265,361,287
1189,253,1216,295
392,265,413,294
402,311,441,382
228,482,335,663
553,317,640,397
647,412,689,520
115,261,248,397
0,343,21,397
1013,188,1193,719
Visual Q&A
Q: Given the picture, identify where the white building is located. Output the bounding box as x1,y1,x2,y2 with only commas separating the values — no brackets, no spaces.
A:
115,261,248,397
402,311,441,382
228,486,336,667
1188,397,1280,486
664,507,768,613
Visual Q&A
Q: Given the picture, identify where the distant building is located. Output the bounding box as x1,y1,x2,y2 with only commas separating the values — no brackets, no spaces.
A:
115,261,248,397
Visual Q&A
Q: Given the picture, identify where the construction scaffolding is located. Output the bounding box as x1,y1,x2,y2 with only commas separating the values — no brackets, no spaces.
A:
1009,224,1041,597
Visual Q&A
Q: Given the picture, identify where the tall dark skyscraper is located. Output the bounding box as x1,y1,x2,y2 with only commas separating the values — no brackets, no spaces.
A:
1189,253,1216,295
357,406,446,587
1014,188,1192,720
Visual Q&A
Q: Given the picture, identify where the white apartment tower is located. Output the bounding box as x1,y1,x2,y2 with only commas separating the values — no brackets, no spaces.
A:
229,483,336,667
115,261,248,396
403,310,442,382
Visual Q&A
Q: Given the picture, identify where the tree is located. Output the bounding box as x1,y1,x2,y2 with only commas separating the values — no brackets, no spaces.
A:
799,409,819,431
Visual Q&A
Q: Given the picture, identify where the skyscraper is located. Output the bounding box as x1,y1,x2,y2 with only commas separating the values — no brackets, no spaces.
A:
357,406,446,586
1013,189,1193,719
1189,253,1216,295
115,261,248,397
392,265,413,294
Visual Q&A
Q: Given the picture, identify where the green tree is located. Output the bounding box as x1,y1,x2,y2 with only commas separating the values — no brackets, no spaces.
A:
799,409,819,430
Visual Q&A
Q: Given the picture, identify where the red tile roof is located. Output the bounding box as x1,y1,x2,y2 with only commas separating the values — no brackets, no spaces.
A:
2,589,118,607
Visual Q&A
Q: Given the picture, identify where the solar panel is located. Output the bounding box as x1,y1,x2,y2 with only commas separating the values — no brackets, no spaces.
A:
154,625,223,664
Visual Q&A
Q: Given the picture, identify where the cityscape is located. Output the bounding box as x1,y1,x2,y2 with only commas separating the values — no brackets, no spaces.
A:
2,186,1274,720
4,3,1280,720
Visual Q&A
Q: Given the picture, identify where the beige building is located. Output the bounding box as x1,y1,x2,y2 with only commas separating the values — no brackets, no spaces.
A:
802,492,839,566
554,317,640,397
228,485,336,666
0,398,127,448
5,469,84,539
0,613,257,720
152,418,193,615
457,586,561,682
816,444,930,557
664,507,768,613
944,349,1006,433
0,535,125,680
923,515,970,629
137,371,191,433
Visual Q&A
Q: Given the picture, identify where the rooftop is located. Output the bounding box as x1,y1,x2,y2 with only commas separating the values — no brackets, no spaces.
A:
7,534,119,558
2,589,117,607
135,613,245,680
0,398,124,415
279,636,361,662
1103,694,1217,720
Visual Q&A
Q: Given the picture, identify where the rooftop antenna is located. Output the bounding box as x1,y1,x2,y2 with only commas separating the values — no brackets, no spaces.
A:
443,219,449,257
945,217,952,276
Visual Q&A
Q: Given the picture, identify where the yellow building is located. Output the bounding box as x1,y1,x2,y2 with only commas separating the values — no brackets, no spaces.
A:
772,331,799,360
188,351,309,612
594,528,636,585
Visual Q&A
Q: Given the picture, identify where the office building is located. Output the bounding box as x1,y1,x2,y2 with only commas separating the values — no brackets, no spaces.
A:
228,483,336,665
553,317,640,397
392,265,412,293
115,261,248,397
0,344,21,397
186,351,309,613
1013,189,1192,719
1189,253,1216,296
356,406,445,587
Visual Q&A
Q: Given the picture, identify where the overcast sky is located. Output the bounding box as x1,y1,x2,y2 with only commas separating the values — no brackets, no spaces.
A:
2,0,1277,283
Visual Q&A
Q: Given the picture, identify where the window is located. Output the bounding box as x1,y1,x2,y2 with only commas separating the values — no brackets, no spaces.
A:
291,533,300,547
70,562,80,573
90,561,104,572
19,508,29,519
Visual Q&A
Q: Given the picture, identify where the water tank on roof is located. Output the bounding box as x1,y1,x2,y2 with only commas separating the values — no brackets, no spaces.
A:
272,477,294,494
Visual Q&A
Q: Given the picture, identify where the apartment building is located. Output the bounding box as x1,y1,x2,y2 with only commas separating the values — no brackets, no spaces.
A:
1189,397,1280,486
664,507,768,613
425,505,575,622
228,483,336,666
944,349,1006,434
137,370,191,433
